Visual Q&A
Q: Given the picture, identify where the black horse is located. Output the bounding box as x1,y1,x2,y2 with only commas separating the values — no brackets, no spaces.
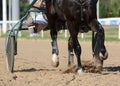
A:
45,0,108,74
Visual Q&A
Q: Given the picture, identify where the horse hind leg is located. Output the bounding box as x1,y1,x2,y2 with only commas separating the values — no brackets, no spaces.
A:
68,37,74,66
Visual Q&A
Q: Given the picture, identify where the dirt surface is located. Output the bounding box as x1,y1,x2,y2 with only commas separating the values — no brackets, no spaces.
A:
0,38,120,86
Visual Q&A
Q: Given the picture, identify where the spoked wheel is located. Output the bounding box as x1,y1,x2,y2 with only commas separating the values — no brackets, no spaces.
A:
6,31,16,73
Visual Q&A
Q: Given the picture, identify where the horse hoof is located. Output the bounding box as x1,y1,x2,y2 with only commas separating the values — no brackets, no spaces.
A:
78,68,83,75
51,61,59,67
51,54,59,67
100,51,108,60
94,55,103,68
95,65,103,73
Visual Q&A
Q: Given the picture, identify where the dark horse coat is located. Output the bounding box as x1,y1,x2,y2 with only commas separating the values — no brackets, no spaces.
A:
45,0,108,73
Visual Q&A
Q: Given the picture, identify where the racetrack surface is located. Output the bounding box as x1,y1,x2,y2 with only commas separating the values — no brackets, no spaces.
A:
0,38,120,86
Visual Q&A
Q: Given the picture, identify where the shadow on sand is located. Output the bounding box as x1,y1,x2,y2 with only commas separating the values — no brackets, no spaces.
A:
104,66,120,72
14,68,57,72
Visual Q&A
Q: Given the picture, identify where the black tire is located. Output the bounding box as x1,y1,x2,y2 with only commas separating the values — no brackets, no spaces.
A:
6,32,15,73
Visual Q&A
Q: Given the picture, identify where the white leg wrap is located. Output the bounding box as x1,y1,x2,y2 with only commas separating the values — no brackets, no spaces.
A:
78,68,83,75
52,54,59,63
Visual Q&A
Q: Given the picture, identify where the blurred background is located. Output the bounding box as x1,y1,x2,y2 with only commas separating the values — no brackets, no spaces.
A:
0,0,120,41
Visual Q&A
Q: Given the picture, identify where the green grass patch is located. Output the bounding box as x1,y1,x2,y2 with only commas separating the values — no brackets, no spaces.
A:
1,27,120,42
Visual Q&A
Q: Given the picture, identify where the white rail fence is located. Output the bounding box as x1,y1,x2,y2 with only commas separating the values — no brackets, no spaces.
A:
0,18,120,39
0,21,18,36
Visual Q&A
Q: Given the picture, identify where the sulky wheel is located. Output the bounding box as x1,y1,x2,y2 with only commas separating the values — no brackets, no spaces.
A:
6,31,16,73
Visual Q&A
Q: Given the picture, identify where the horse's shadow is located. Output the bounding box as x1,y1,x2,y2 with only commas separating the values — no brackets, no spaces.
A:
100,66,120,75
13,66,120,74
14,68,57,73
104,66,120,72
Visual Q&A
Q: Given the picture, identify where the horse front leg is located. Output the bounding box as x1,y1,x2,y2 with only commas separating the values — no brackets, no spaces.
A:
92,23,108,71
99,27,108,60
72,36,83,74
68,36,74,66
50,28,59,67
68,22,83,74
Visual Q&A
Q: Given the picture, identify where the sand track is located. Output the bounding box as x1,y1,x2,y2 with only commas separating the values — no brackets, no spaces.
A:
0,39,120,86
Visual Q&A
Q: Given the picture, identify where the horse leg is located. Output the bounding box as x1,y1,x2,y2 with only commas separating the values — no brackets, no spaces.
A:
50,26,59,67
67,22,83,74
72,36,82,74
92,23,108,71
45,0,60,67
68,36,74,66
93,31,103,71
99,27,108,60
